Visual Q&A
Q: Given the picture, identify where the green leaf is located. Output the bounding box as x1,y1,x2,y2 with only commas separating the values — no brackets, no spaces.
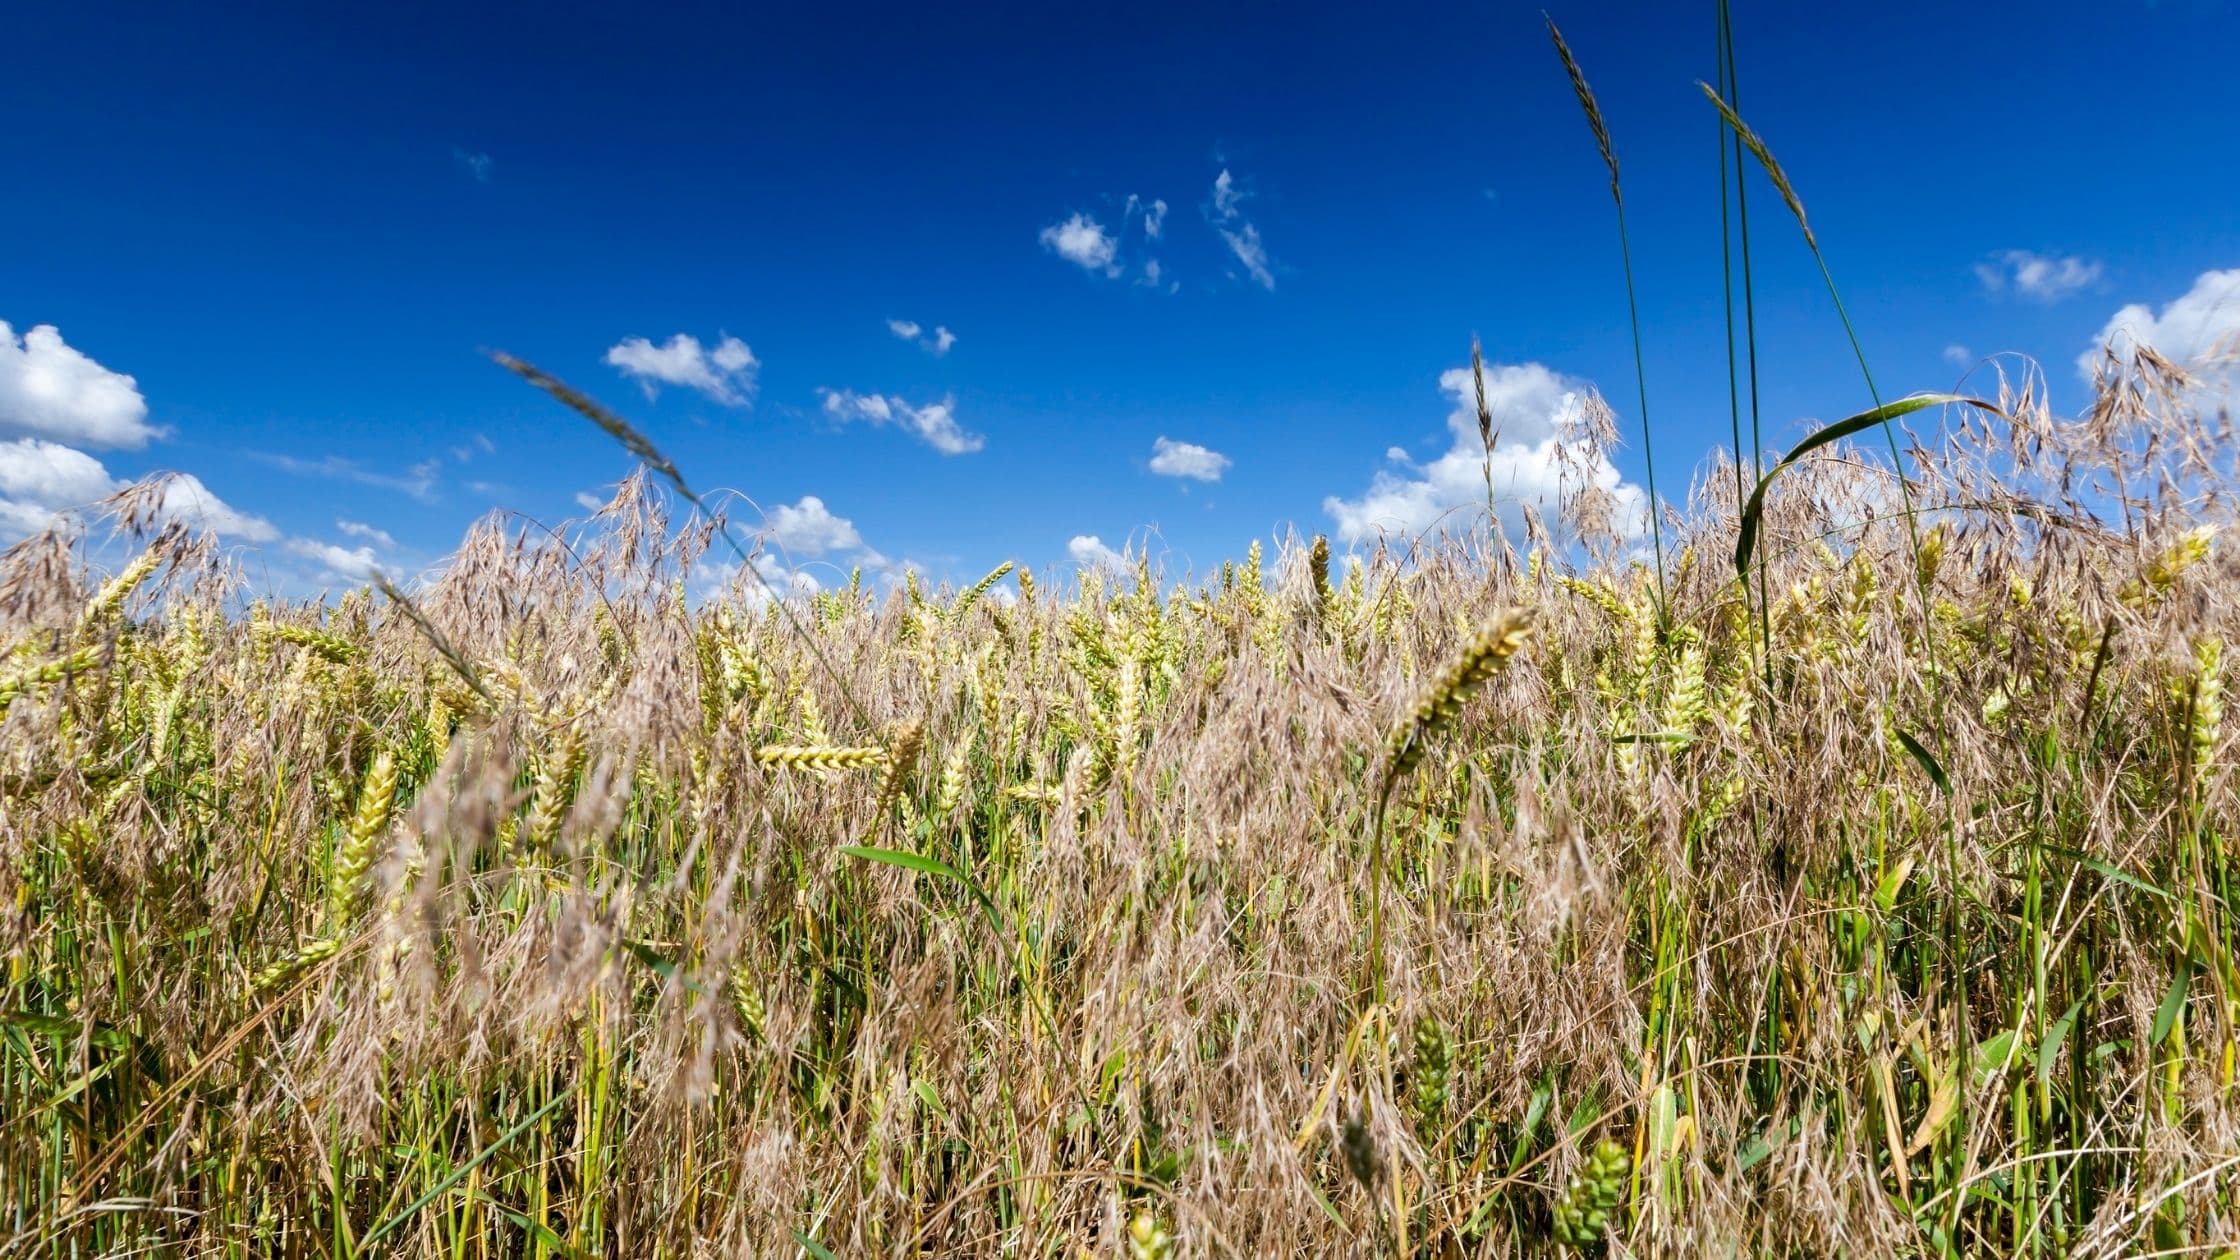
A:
2039,844,2173,901
2038,999,2085,1087
1873,854,1917,914
2,1010,132,1053
1973,1028,2023,1089
790,1230,841,1260
1735,1116,1801,1173
2151,965,2191,1048
841,845,1001,929
361,1088,573,1250
1733,394,1984,577
621,939,677,981
483,1196,592,1259
1894,729,1950,795
1507,1078,1554,1174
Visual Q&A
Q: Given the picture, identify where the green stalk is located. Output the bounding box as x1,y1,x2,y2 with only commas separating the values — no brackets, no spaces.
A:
1547,17,1667,623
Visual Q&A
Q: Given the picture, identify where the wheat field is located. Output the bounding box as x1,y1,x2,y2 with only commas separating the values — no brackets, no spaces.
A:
1,337,2236,1257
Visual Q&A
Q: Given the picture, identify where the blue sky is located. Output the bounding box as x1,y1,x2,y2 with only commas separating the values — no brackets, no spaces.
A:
3,0,2236,593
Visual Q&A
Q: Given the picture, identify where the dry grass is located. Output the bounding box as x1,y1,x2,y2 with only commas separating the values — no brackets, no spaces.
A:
1,342,2236,1257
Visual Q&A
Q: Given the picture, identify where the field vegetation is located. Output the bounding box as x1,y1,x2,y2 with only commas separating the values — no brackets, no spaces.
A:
5,16,2238,1258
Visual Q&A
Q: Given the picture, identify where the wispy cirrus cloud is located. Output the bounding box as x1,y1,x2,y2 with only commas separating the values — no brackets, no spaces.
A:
887,319,957,355
251,451,441,503
1208,169,1276,290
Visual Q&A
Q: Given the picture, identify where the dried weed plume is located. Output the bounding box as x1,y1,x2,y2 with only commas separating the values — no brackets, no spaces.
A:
2,336,2238,1259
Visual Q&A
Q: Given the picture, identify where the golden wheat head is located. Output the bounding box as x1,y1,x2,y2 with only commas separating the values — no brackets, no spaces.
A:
1381,607,1537,792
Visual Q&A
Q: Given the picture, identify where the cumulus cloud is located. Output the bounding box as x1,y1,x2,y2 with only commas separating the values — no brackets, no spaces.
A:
761,495,864,558
336,518,396,548
888,319,957,355
0,438,276,543
1976,250,2103,303
0,437,121,540
574,490,607,512
1943,344,1973,367
692,552,823,607
1323,360,1645,547
1207,169,1276,290
2078,268,2240,383
285,538,381,582
1068,534,1129,573
0,322,158,449
1148,436,1231,482
605,332,759,406
152,474,279,541
1039,213,1121,277
818,388,984,455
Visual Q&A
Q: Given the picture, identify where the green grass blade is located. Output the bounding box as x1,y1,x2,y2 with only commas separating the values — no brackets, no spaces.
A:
1734,394,1985,576
359,1088,574,1250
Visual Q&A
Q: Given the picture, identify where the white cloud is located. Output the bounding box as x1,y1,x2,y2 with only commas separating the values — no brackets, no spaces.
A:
1975,250,2102,303
1943,344,1973,367
761,495,863,558
0,437,120,540
0,322,158,449
1219,223,1275,291
253,451,439,502
888,319,957,356
1207,169,1276,290
1039,213,1121,277
1323,360,1646,547
818,388,984,455
1148,436,1231,482
153,474,278,541
453,148,493,182
0,437,277,540
336,518,396,548
691,551,826,608
285,538,381,582
1126,194,1169,240
604,332,759,406
1068,534,1129,573
0,438,274,543
1212,170,1244,219
573,490,607,512
2078,267,2240,383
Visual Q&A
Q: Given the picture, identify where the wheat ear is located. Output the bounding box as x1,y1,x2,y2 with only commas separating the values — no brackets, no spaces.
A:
1366,607,1536,1007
